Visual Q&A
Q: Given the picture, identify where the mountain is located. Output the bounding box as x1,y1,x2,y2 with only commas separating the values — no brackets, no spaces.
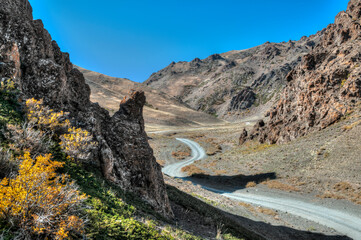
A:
145,33,322,120
75,66,223,131
240,0,361,144
0,0,172,217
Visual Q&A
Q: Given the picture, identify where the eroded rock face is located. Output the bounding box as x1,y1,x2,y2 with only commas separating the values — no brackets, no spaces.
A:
241,0,361,144
0,0,173,217
229,87,256,111
145,32,322,120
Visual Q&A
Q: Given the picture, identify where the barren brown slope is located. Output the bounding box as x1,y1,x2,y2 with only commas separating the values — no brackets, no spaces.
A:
145,34,322,121
75,66,223,131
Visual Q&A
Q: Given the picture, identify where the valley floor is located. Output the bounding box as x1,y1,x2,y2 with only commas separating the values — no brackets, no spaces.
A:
148,107,361,239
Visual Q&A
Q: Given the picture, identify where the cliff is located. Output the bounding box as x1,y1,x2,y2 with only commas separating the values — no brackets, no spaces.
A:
0,0,173,217
241,0,361,144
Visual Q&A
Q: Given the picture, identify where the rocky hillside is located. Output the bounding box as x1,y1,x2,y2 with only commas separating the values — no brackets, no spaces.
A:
241,0,361,144
145,34,322,120
75,66,223,130
0,0,172,217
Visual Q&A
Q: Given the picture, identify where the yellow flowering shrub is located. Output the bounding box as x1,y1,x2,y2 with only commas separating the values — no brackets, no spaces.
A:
25,98,97,162
26,98,70,131
0,78,16,92
60,127,97,161
0,152,86,239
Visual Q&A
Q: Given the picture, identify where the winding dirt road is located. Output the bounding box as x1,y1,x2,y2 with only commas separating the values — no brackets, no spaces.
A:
162,138,361,240
162,138,207,177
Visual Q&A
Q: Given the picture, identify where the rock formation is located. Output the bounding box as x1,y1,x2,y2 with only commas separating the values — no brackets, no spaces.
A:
240,0,361,144
0,0,173,217
229,87,256,111
145,33,322,120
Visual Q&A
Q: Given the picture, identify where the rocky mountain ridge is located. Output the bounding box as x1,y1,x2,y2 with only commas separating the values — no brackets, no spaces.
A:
241,0,361,144
145,32,323,120
0,0,172,217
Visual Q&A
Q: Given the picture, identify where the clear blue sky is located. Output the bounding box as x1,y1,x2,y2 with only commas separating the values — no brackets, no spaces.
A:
28,0,349,83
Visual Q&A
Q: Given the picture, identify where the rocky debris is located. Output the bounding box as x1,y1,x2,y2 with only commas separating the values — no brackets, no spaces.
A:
0,0,173,217
241,0,361,144
145,32,322,120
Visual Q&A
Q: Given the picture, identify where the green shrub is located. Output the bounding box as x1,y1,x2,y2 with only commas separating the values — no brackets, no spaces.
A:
0,79,23,145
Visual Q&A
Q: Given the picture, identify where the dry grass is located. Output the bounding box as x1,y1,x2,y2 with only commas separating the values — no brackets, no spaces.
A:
181,164,206,176
288,177,307,187
206,145,222,156
238,202,278,217
353,197,361,205
207,161,218,168
245,181,257,188
192,135,222,156
240,142,275,154
156,159,166,167
334,182,353,192
261,180,300,192
317,192,346,200
172,151,191,160
256,207,278,217
317,182,361,205
214,170,228,176
238,202,252,209
342,119,361,131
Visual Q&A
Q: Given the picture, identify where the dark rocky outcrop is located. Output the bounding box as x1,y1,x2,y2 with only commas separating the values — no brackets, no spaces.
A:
240,0,361,144
145,32,323,120
229,87,256,111
0,0,173,217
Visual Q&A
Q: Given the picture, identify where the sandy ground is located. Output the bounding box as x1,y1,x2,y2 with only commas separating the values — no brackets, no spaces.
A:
148,110,361,239
160,138,361,239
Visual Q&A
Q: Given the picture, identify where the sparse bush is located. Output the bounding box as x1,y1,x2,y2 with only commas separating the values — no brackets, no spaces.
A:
5,123,51,156
26,99,97,162
0,79,23,143
171,151,191,160
341,78,347,87
342,119,361,131
60,127,97,162
156,159,166,166
240,142,274,154
181,164,206,176
261,179,299,192
0,79,19,104
0,152,86,239
245,181,257,188
26,98,70,133
0,148,18,179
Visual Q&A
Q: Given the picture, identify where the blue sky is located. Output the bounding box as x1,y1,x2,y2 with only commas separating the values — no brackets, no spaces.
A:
28,0,349,82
